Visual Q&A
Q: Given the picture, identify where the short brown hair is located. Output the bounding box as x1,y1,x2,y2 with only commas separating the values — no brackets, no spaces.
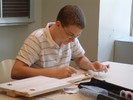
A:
56,5,86,29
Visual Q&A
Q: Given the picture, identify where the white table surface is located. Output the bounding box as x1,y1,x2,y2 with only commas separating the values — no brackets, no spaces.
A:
0,61,133,100
102,61,133,89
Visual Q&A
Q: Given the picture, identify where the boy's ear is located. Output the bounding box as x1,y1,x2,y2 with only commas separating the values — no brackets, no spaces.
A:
56,21,62,27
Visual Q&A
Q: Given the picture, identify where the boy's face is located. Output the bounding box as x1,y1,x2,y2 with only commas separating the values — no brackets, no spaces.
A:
61,25,82,44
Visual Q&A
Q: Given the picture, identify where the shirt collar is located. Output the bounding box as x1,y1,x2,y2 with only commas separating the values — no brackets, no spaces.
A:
45,22,59,48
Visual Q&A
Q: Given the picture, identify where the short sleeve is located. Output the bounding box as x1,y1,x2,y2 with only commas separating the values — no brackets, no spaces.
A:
71,38,85,59
16,34,41,66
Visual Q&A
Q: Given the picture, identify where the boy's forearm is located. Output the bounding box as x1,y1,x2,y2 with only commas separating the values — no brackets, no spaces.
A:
75,56,93,70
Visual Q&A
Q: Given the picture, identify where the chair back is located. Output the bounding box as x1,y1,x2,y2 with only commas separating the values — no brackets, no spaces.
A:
0,59,15,83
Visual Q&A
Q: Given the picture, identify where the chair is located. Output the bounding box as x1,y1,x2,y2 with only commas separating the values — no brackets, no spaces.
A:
0,59,15,83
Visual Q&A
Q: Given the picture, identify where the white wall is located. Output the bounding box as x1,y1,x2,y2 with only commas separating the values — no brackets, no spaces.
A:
0,0,43,61
98,0,132,62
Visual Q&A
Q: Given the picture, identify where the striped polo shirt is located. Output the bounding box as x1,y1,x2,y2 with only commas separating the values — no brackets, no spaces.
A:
16,22,85,68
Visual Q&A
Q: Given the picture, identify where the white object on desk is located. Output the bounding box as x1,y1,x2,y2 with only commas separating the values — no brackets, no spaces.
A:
0,74,90,97
88,70,108,78
0,76,70,97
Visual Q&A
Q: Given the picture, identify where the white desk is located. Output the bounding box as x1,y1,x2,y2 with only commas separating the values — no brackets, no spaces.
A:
102,61,133,89
0,61,133,100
